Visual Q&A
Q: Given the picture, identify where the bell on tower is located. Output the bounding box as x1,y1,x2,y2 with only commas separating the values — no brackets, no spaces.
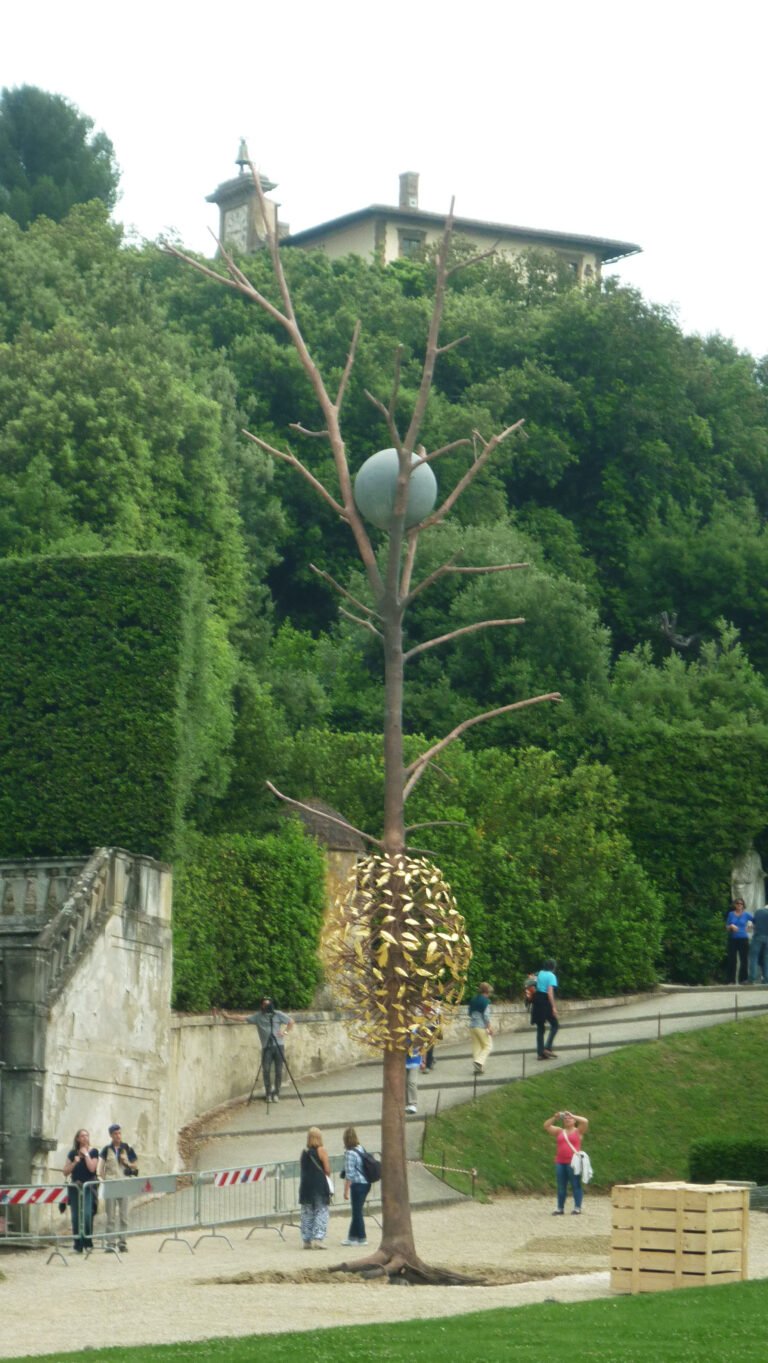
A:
236,138,250,175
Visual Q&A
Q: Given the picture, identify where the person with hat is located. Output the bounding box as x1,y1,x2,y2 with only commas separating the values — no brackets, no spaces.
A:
98,1123,138,1251
468,982,494,1074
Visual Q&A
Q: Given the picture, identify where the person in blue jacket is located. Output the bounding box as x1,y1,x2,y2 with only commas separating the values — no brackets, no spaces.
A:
726,898,753,984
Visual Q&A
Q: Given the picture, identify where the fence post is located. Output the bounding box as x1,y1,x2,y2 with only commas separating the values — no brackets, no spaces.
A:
588,1032,592,1060
658,1012,662,1040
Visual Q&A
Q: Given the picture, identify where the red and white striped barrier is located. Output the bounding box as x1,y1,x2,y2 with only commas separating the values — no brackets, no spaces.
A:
0,1186,68,1205
214,1167,267,1187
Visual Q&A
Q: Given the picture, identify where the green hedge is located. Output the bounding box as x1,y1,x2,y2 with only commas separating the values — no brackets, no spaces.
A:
172,821,326,1011
689,1139,768,1186
605,723,768,982
0,551,223,859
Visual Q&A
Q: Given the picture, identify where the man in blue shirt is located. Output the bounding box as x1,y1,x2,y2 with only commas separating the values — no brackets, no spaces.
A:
749,904,768,984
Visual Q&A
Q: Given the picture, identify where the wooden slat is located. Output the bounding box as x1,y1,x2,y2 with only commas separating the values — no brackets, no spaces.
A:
611,1268,743,1294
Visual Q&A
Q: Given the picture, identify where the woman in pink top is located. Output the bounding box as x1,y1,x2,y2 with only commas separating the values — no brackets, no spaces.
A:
543,1109,589,1215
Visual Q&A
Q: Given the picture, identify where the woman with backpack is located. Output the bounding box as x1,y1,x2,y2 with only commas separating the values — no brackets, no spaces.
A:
342,1125,370,1247
530,959,559,1060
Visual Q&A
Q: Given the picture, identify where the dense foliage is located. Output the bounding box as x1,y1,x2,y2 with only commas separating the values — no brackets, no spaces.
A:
0,553,231,859
4,182,768,997
172,821,326,1011
0,86,119,227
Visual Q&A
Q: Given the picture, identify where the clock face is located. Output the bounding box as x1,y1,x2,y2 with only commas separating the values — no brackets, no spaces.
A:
223,204,248,251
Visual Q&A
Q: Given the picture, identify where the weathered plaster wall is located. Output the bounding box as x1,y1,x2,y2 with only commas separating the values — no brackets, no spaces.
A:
39,856,173,1182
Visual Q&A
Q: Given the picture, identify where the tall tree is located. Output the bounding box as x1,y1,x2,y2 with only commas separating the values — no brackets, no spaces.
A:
0,85,119,227
167,172,560,1281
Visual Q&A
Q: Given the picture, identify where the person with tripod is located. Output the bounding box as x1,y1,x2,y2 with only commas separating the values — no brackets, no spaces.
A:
246,996,294,1101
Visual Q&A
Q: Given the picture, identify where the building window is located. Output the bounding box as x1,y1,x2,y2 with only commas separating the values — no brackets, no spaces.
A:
398,230,426,260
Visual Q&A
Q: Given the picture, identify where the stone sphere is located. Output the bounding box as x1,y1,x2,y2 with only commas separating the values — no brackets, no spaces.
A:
353,448,437,532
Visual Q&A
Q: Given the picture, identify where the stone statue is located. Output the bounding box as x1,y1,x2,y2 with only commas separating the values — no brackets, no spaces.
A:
730,846,766,915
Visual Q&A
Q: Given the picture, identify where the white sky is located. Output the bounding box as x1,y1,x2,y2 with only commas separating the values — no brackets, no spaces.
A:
5,1,766,357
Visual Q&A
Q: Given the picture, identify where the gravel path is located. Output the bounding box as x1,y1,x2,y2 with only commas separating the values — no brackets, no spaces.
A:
3,1195,767,1358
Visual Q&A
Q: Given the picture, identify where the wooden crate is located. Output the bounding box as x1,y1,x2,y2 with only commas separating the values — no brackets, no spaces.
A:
611,1181,749,1294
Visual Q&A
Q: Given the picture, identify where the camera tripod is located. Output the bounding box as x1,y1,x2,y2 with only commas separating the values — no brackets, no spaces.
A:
247,1012,304,1108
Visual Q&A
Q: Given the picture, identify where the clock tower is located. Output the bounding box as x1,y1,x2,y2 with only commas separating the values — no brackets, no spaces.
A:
206,141,287,254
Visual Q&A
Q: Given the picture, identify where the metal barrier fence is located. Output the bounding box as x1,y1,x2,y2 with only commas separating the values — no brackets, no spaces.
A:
0,1156,382,1263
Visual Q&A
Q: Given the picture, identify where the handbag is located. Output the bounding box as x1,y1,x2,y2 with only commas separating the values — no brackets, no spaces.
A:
310,1148,334,1198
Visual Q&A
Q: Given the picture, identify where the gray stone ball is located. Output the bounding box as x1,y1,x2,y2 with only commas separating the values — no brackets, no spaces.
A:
353,448,438,532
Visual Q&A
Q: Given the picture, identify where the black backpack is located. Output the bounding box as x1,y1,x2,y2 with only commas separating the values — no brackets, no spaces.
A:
361,1149,382,1183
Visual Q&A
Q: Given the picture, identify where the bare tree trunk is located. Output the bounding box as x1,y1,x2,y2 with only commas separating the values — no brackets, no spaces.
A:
382,605,406,855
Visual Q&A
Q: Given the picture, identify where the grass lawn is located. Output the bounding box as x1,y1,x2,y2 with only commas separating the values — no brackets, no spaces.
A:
8,1280,768,1363
423,1014,768,1195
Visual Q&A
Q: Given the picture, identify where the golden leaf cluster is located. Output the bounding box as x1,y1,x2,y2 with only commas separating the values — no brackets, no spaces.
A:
321,853,472,1052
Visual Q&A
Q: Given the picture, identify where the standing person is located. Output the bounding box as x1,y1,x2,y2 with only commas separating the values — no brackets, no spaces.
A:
468,982,494,1074
245,996,294,1101
421,1001,441,1072
342,1125,370,1247
531,959,559,1060
726,898,752,984
97,1123,138,1252
405,1029,421,1114
63,1128,99,1253
298,1126,332,1250
748,901,768,984
543,1109,590,1215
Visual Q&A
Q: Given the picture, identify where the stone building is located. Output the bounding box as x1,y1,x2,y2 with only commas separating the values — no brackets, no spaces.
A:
207,149,640,281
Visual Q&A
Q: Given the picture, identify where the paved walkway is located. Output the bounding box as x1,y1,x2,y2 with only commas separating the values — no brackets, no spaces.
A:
192,985,768,1206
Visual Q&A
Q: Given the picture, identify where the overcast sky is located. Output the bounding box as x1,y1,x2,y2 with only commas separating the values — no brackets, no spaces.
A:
5,1,766,358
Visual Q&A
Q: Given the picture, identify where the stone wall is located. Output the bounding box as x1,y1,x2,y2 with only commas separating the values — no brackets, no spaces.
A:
30,853,174,1183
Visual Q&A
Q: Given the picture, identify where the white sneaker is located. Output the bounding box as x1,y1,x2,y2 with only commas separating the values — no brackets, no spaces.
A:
271,1093,279,1102
405,1105,417,1114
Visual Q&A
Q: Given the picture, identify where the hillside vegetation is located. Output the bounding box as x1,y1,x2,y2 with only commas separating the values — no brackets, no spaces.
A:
3,195,768,1000
423,1015,768,1195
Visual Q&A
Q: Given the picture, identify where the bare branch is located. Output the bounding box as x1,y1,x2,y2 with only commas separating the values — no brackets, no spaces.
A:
289,422,330,440
309,564,380,617
404,820,468,834
162,242,290,331
402,205,455,457
403,617,525,662
405,560,529,606
403,692,562,800
247,158,297,326
418,419,525,530
339,607,384,639
242,430,346,519
388,346,404,429
336,321,362,411
446,243,499,278
399,528,419,600
364,388,402,450
266,782,383,847
412,439,472,468
435,334,469,356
